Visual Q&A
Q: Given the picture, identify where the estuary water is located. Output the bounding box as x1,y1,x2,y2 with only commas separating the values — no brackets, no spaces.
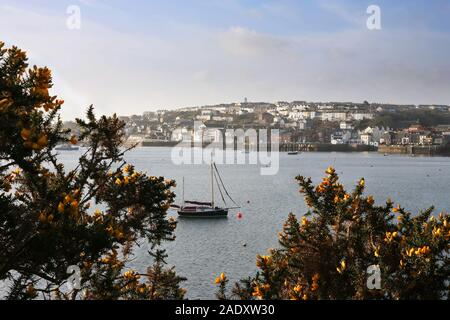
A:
46,148,450,298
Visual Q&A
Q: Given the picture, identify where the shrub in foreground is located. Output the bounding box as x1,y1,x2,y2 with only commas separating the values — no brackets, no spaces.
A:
217,167,449,300
0,41,185,299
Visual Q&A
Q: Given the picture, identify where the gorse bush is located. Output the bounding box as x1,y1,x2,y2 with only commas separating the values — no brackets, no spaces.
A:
217,167,450,300
0,41,185,299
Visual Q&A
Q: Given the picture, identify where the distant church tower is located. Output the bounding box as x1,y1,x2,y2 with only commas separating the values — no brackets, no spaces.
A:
244,97,248,104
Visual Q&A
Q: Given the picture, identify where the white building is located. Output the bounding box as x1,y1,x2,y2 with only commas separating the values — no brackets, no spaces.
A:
331,131,352,144
360,133,372,145
288,110,304,121
360,127,390,144
292,104,309,111
299,111,317,120
212,116,234,122
351,112,374,121
171,127,192,142
196,114,211,121
321,111,347,122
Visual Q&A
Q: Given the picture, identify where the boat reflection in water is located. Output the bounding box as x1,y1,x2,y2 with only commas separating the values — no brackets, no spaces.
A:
174,162,239,218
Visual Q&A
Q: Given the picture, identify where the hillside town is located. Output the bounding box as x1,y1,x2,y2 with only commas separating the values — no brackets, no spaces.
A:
65,100,450,154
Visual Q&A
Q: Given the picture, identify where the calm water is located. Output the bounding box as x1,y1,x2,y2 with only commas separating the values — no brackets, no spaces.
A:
46,148,450,298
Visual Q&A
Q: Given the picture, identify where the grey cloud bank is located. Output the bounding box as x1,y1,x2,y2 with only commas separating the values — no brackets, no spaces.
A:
1,3,449,120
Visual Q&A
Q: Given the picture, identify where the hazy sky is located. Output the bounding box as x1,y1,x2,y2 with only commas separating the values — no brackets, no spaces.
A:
1,0,450,120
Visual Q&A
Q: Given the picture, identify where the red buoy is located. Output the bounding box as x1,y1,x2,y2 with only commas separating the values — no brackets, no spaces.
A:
237,212,243,219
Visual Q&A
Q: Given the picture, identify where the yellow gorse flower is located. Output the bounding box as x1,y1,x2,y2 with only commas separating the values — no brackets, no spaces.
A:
138,286,146,294
123,270,140,280
432,227,442,238
301,216,309,226
252,286,263,298
131,172,139,179
336,259,346,274
416,246,431,256
215,272,226,284
326,166,335,175
374,246,380,258
359,178,365,187
63,194,72,204
262,255,271,263
311,273,320,291
384,231,398,243
406,248,415,257
408,246,431,257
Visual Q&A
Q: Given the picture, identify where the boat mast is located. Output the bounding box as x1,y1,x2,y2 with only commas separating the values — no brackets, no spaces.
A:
210,161,215,208
182,176,185,207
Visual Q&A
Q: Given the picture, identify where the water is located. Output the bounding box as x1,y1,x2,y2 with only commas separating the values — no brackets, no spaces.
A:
48,148,450,299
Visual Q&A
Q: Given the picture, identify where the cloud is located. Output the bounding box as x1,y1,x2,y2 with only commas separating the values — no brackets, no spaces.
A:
1,2,449,121
218,26,291,57
317,0,366,27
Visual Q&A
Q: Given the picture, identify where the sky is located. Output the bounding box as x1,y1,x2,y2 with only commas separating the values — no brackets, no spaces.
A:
1,0,450,120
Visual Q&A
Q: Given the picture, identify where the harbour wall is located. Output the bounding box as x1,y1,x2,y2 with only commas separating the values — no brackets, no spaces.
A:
378,145,450,156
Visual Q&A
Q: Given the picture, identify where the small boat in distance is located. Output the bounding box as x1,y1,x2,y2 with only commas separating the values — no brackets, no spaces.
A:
55,144,79,151
287,151,299,155
175,162,239,218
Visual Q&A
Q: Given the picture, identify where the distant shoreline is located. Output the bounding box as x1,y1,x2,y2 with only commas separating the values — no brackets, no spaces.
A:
137,141,450,156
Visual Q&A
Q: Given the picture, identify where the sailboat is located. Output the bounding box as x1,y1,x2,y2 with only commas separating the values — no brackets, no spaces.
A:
176,162,239,218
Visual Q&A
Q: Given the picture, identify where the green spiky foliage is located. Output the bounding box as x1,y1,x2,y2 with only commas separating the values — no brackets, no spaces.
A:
221,167,449,300
0,41,185,300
